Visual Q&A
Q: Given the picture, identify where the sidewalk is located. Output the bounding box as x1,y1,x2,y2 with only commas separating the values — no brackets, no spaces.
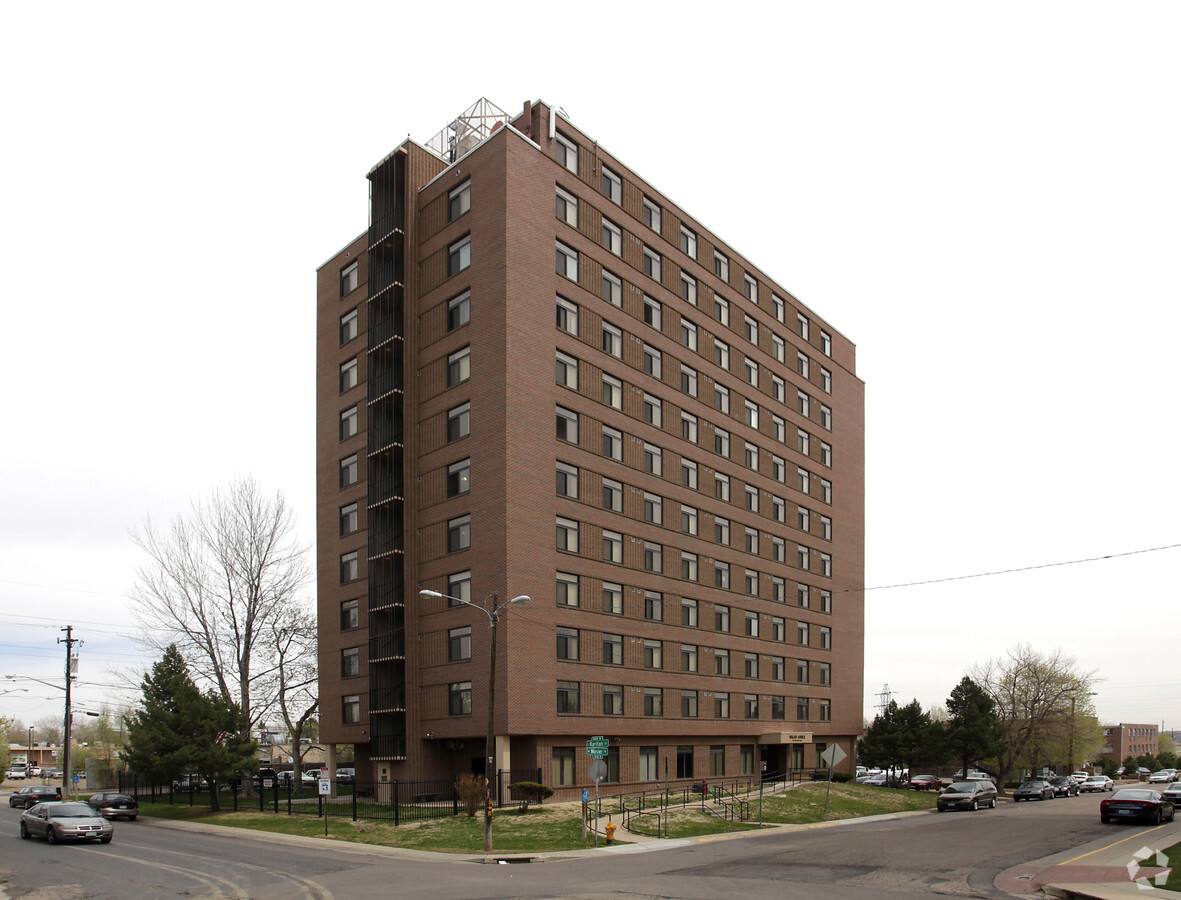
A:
997,818,1179,898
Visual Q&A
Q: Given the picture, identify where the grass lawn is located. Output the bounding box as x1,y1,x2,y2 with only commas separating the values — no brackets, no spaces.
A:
137,782,936,854
1156,842,1181,892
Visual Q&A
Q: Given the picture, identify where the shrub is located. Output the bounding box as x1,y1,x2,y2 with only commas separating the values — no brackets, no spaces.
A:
509,781,554,809
454,774,487,818
831,772,852,783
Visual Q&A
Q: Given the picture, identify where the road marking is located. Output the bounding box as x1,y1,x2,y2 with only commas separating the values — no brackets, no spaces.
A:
1059,823,1173,865
97,847,250,898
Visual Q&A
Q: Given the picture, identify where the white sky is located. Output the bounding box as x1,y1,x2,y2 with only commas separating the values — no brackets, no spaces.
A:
2,2,1178,739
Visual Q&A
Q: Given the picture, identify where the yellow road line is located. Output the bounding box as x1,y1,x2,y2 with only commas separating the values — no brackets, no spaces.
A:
1058,824,1171,865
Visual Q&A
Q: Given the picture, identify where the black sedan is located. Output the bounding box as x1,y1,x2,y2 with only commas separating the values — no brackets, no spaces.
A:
937,780,998,811
8,786,61,809
1049,776,1079,797
86,792,139,821
20,802,114,843
1013,780,1056,801
1100,788,1176,825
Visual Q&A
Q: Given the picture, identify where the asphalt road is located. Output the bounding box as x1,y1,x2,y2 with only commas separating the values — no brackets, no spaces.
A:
0,789,1167,899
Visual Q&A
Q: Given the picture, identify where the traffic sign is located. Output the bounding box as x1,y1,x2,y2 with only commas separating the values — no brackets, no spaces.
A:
820,744,847,767
586,736,609,759
588,759,608,782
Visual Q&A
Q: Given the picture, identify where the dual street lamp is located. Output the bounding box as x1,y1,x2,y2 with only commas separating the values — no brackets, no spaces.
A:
419,588,529,852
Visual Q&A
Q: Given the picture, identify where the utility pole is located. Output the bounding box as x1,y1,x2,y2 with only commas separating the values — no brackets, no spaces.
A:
59,626,80,796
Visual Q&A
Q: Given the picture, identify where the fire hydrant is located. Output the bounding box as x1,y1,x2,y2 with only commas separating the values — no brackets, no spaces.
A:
605,819,617,844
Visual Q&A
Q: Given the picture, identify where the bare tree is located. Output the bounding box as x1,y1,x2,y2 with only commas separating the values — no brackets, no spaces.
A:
267,617,319,792
129,477,311,744
970,645,1099,784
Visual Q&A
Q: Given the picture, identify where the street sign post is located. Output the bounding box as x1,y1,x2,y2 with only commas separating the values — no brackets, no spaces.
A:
586,736,609,759
585,738,609,846
819,743,847,818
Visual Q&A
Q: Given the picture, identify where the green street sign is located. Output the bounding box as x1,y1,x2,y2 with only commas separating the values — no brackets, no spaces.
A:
586,736,609,758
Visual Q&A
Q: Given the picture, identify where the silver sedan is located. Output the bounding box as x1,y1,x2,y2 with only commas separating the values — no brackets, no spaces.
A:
20,801,113,844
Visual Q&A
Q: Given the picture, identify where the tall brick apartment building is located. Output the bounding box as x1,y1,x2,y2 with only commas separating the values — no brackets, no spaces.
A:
316,99,864,793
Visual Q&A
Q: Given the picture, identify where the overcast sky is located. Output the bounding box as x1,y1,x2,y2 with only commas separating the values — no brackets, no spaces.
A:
2,2,1178,740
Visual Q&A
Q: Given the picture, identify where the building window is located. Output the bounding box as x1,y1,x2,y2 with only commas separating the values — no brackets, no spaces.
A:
714,250,729,281
644,688,663,717
602,425,622,460
341,646,360,678
745,611,759,638
447,402,471,441
797,429,810,457
552,745,576,785
745,357,759,386
556,406,579,443
745,526,759,554
603,633,623,665
449,626,472,662
798,544,810,570
601,269,622,307
556,351,579,389
715,338,730,369
642,293,662,330
820,442,832,467
797,467,810,494
821,553,832,577
448,515,471,552
744,273,757,300
798,621,810,645
820,590,832,613
797,313,809,339
643,196,661,232
556,517,579,553
714,295,730,327
448,235,471,276
821,367,832,393
681,690,699,718
556,626,580,661
772,495,786,523
603,582,622,615
820,626,832,650
340,308,358,344
680,225,697,258
448,458,471,496
448,291,470,331
820,699,832,722
603,684,624,715
602,477,622,511
715,562,730,589
797,697,810,721
342,694,360,724
681,411,698,442
340,357,358,392
745,485,759,513
771,373,785,403
602,166,622,203
681,318,698,351
714,384,730,414
340,598,359,630
643,344,662,378
715,429,730,462
715,692,730,719
449,179,471,220
643,393,662,427
680,597,699,627
602,529,622,562
715,471,730,501
556,241,578,280
601,218,622,255
798,584,810,608
820,515,832,540
772,535,785,563
556,572,579,607
715,516,730,545
555,295,579,336
744,315,758,345
682,644,699,673
644,492,663,525
771,294,785,322
821,331,832,356
597,325,622,363
682,458,698,489
771,576,785,602
555,133,578,173
555,185,578,227
640,746,658,780
820,405,832,430
644,590,663,621
681,504,698,535
643,442,662,476
771,696,786,720
340,261,358,297
821,479,832,503
340,551,359,583
772,617,786,642
340,406,358,440
715,650,731,675
644,541,662,573
556,461,579,499
644,639,663,669
680,272,697,305
745,401,759,430
797,391,810,418
450,682,472,716
448,347,471,386
642,246,661,281
744,694,759,719
340,502,359,535
797,659,810,683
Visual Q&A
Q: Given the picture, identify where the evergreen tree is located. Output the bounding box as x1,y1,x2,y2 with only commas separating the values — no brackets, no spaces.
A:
945,676,1004,782
859,699,943,781
123,645,257,811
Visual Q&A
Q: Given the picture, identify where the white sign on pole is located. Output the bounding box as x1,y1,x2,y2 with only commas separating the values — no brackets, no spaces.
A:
318,778,332,795
820,744,846,767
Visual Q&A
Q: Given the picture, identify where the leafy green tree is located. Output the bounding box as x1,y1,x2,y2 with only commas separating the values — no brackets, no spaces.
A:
123,646,257,811
945,676,1005,782
860,699,944,779
1158,750,1177,769
1100,758,1120,777
0,716,11,774
1137,753,1159,771
1124,755,1138,773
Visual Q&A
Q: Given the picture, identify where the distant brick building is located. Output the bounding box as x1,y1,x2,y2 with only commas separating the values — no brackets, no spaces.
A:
1099,723,1159,764
316,98,865,795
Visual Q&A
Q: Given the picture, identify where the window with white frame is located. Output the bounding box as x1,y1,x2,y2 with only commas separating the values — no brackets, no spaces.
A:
772,616,786,641
556,406,578,443
681,411,698,443
642,196,661,232
714,250,729,281
643,491,662,525
715,604,730,632
745,400,759,429
797,312,809,339
745,526,759,554
798,583,810,608
602,529,622,563
340,357,358,392
772,454,785,482
643,295,662,330
448,459,471,496
771,575,785,602
340,308,358,344
340,405,358,440
821,367,832,393
603,633,623,665
680,225,697,258
797,429,809,456
715,516,730,545
744,273,757,301
340,261,358,297
681,363,699,398
556,626,580,661
447,347,470,386
681,318,698,351
603,582,622,614
680,272,697,305
555,186,578,227
744,441,758,470
448,291,470,331
556,295,578,336
340,502,358,536
820,589,832,613
772,535,785,562
448,515,471,552
601,166,622,203
821,331,832,356
744,314,757,344
797,544,810,570
556,241,578,280
715,692,731,718
555,351,578,389
772,415,786,443
820,625,831,650
682,458,698,488
715,294,730,326
745,485,759,512
602,426,622,460
448,235,471,276
772,495,786,523
821,478,832,503
644,639,662,668
745,357,758,386
820,553,832,577
556,461,578,499
715,428,730,458
681,504,698,535
745,568,758,596
714,338,730,369
682,551,698,581
772,334,785,364
643,442,662,475
447,402,470,441
771,294,785,322
601,218,622,255
602,321,622,358
642,245,661,281
797,391,810,417
555,133,578,173
798,467,810,494
799,506,812,531
643,344,661,378
601,269,622,306
645,590,663,621
602,374,622,409
820,405,832,430
715,471,730,500
556,518,579,553
681,645,698,673
772,373,785,403
821,515,832,540
797,352,810,378
715,561,730,589
820,441,832,467
643,393,662,427
744,653,758,677
602,477,622,511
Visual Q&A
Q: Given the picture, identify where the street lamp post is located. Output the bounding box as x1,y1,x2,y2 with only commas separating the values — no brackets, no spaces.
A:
420,588,529,853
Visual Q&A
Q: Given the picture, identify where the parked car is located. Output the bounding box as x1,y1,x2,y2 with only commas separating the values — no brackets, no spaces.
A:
937,780,998,811
1070,771,1090,783
1013,780,1056,801
1100,788,1176,825
40,768,62,780
1049,776,1080,797
6,763,28,780
28,765,42,777
9,786,61,808
172,775,207,791
86,793,139,821
20,801,113,844
906,775,942,791
335,768,356,784
1080,775,1115,793
1160,783,1181,806
1148,769,1177,783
